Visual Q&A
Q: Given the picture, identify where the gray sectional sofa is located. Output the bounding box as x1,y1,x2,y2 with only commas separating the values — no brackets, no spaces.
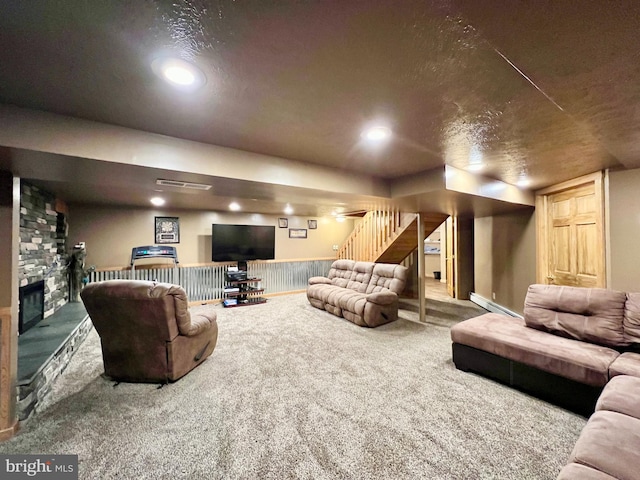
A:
451,284,640,414
451,284,640,480
307,259,408,327
557,374,640,480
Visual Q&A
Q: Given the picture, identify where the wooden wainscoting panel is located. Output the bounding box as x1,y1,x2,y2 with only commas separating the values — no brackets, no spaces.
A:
0,306,18,441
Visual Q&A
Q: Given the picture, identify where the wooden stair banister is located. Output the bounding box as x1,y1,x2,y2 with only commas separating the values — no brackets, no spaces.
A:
338,210,447,264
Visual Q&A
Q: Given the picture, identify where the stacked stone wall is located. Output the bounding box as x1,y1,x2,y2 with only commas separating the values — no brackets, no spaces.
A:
17,316,92,421
19,182,68,317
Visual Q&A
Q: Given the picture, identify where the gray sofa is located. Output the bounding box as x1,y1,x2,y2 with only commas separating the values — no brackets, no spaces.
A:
558,374,640,480
451,284,640,414
450,284,640,480
307,259,408,327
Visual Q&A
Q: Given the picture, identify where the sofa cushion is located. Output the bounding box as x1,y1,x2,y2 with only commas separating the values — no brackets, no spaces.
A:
366,263,408,294
566,411,640,480
346,262,374,293
327,259,355,288
451,313,619,386
557,463,618,480
595,375,640,419
624,292,640,344
336,290,368,317
523,284,628,348
307,284,346,313
609,352,640,378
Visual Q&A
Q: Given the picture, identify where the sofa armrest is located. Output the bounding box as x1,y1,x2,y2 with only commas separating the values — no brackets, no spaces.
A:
366,291,397,306
183,306,217,337
308,276,332,285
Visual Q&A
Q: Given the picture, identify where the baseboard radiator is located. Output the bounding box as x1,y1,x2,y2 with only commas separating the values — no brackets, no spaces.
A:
469,293,523,319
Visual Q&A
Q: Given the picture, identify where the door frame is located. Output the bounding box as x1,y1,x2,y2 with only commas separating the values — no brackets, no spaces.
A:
535,171,608,287
445,215,474,299
445,217,455,297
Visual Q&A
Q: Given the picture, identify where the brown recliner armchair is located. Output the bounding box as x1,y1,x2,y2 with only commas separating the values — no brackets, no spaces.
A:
80,280,218,383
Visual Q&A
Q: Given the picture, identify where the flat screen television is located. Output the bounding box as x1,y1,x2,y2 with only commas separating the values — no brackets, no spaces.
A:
212,224,275,262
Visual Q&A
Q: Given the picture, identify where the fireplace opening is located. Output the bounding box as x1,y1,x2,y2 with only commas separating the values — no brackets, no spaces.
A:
19,280,45,334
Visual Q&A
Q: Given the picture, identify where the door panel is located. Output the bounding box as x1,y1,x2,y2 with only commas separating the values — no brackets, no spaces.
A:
553,198,571,218
576,193,595,215
552,225,571,273
576,223,598,277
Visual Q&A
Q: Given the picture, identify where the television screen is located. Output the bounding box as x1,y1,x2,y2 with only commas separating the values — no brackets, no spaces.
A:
212,224,275,262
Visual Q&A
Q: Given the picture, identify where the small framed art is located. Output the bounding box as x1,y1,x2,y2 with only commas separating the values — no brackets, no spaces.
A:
155,216,180,244
308,219,317,229
278,218,288,228
289,228,307,239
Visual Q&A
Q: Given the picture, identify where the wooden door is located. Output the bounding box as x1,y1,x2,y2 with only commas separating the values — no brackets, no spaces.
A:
445,217,455,297
536,172,606,287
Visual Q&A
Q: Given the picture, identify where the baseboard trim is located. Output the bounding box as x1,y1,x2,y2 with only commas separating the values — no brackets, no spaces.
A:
469,293,523,319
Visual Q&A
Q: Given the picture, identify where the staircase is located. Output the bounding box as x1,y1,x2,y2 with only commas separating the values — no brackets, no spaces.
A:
337,209,448,263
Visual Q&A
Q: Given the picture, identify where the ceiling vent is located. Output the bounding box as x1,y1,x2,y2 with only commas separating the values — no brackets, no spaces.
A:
156,179,212,191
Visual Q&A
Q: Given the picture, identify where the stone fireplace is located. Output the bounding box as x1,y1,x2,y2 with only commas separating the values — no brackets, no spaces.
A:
19,182,68,320
17,181,88,421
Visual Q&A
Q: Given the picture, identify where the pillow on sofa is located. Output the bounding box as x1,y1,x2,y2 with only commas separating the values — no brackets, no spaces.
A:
523,284,628,347
624,292,640,346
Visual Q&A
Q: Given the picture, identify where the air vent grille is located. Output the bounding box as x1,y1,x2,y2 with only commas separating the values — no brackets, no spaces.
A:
156,179,212,191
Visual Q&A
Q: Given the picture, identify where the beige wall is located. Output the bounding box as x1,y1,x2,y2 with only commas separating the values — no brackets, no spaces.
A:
474,208,536,314
68,205,354,269
609,168,640,292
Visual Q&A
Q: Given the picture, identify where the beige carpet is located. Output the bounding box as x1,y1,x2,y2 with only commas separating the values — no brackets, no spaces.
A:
0,293,586,479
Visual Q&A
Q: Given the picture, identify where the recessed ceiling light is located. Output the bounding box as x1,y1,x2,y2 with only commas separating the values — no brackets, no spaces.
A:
284,205,294,215
336,216,346,223
150,197,165,206
516,178,531,188
151,57,206,91
362,125,392,143
229,202,241,211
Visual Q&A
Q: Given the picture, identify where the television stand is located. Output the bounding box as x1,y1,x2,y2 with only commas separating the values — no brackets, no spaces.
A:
223,276,267,308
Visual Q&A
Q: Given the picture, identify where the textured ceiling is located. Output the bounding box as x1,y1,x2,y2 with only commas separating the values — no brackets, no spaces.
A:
0,1,638,214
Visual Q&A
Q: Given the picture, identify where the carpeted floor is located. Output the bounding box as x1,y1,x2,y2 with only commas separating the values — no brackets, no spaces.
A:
0,293,586,479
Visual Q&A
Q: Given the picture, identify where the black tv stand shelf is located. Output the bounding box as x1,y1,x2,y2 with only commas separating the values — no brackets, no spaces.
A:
223,276,267,308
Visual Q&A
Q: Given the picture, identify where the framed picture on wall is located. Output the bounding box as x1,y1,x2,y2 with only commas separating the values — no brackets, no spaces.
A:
278,218,288,228
155,216,180,244
308,219,317,229
289,228,307,239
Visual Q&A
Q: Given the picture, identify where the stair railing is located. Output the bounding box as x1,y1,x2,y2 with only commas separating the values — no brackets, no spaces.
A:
337,209,417,262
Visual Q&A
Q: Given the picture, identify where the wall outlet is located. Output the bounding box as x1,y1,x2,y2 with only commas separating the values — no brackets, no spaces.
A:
332,244,339,251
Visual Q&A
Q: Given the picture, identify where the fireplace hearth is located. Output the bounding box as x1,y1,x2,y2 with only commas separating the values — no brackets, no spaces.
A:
19,280,45,334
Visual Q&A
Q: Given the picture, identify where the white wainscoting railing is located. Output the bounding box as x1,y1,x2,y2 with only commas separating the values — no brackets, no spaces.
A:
88,258,335,303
